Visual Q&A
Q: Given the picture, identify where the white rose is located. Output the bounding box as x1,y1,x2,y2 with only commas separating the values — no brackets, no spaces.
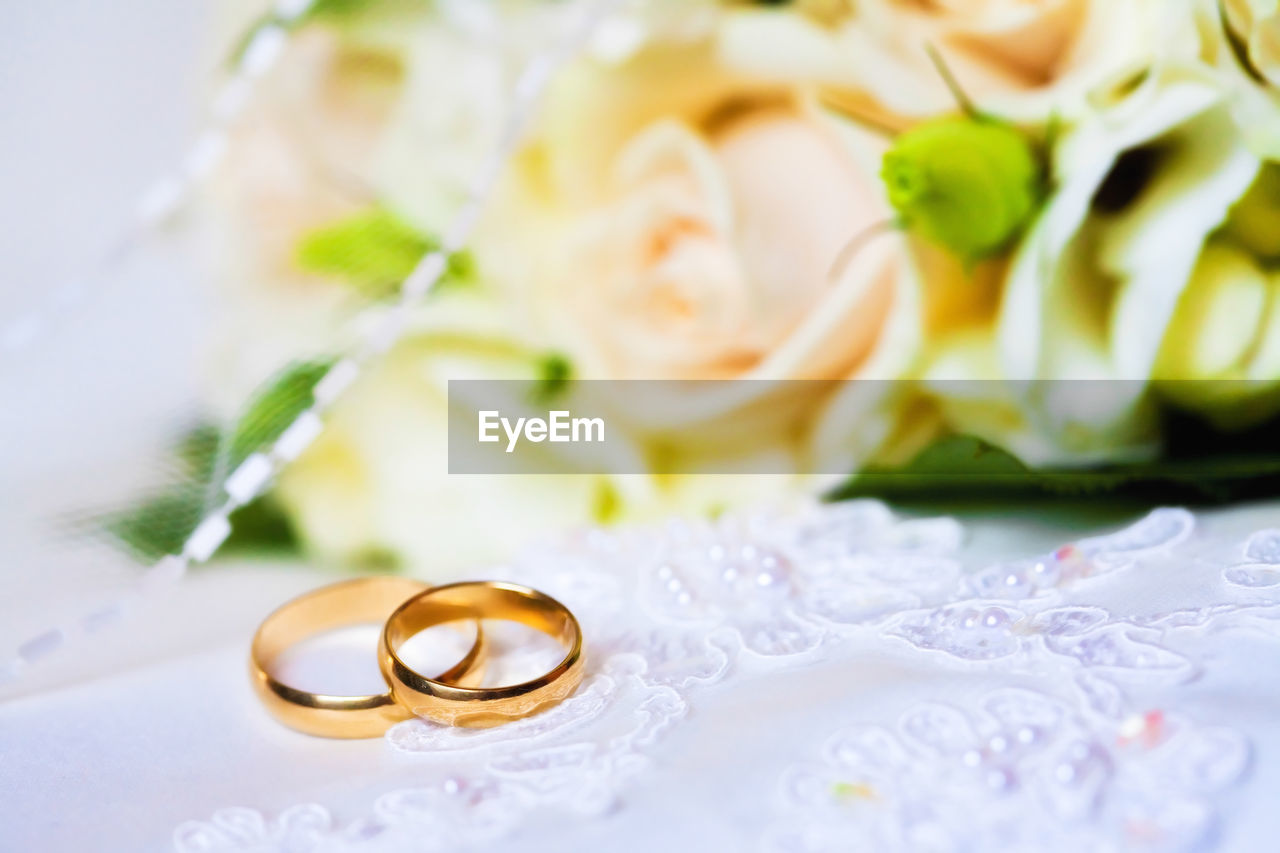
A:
205,25,410,413
206,3,932,570
273,299,609,574
1216,0,1280,157
204,6,614,573
917,68,1266,465
482,42,922,497
1222,0,1280,85
717,0,1203,121
1154,239,1280,425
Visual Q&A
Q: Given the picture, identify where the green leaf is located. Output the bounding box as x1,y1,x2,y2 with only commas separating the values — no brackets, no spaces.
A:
104,487,208,562
222,496,302,556
530,352,574,404
590,479,622,524
102,360,333,563
308,0,433,22
226,0,433,67
347,545,402,573
830,429,1280,509
295,206,473,300
175,422,222,483
105,490,300,563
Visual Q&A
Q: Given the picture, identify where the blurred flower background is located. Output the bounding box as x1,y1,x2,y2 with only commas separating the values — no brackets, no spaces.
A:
94,0,1280,577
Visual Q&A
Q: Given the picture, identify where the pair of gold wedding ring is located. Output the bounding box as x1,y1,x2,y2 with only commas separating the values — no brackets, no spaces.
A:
249,578,584,738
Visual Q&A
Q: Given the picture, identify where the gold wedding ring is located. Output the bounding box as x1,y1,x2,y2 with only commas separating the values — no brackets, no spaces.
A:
379,581,585,728
250,577,486,738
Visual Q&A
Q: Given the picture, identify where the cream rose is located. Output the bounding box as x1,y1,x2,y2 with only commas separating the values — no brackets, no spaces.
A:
717,0,1202,121
204,4,926,571
478,43,922,489
528,107,902,383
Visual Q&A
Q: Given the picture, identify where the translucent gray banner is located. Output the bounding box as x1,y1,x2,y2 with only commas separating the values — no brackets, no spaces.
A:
446,379,1280,477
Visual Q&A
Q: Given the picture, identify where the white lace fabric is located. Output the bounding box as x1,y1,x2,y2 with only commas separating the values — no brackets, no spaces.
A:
159,502,1280,853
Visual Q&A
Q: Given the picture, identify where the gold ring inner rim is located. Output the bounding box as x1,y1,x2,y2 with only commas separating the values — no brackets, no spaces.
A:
381,580,582,702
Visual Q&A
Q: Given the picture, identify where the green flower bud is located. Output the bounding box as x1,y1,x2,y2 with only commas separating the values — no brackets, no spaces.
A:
882,117,1042,261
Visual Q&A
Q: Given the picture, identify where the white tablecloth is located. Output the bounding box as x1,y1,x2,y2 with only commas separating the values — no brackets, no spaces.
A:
3,501,1279,852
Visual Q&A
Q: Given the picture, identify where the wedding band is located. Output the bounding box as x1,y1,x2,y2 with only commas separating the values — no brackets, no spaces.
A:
250,577,486,738
379,581,584,728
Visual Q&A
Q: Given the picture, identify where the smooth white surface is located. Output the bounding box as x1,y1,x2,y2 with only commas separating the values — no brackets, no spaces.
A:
2,502,1280,852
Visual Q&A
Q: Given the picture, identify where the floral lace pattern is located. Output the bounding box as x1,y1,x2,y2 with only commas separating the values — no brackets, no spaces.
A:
766,689,1248,853
175,505,1278,852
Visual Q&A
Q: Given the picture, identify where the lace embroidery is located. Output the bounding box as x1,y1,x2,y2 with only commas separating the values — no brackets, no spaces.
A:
175,504,1277,852
765,689,1249,852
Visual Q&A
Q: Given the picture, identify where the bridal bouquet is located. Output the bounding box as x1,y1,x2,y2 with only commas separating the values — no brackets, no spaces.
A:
113,0,1280,572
